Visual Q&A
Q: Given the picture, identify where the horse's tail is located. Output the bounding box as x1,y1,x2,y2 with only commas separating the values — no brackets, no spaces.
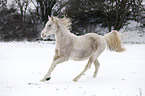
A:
103,30,126,52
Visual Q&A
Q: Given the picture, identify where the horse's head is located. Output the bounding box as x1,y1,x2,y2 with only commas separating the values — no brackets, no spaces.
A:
41,16,57,39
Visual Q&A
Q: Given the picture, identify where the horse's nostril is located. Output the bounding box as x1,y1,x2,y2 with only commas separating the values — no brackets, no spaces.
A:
41,34,47,38
41,34,45,38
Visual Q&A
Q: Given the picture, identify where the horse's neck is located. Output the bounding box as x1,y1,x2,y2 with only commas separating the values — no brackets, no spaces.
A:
55,22,74,44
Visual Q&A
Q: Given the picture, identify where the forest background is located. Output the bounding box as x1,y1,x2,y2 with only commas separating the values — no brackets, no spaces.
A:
0,0,145,41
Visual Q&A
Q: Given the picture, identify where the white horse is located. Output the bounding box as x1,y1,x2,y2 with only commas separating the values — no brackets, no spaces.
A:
40,16,125,82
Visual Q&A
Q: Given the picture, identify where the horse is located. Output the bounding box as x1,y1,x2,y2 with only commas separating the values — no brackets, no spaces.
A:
40,16,125,82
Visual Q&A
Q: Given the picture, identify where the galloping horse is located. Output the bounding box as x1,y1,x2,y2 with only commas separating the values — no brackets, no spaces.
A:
41,16,125,82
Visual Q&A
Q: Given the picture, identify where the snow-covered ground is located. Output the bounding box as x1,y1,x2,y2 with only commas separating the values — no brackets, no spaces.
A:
0,41,145,96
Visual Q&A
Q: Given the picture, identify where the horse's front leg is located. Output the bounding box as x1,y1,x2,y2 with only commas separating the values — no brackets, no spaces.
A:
40,61,57,82
40,55,68,82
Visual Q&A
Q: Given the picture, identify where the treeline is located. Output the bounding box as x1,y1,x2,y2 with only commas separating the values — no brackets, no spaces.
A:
0,0,47,41
0,0,145,41
66,0,145,35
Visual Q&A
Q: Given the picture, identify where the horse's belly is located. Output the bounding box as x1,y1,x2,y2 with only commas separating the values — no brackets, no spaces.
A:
70,49,93,61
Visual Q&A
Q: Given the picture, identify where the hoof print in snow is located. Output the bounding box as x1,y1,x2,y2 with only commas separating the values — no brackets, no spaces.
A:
46,77,51,81
28,83,32,85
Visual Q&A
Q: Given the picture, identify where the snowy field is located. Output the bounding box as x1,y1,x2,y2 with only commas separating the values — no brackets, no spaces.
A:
0,41,145,96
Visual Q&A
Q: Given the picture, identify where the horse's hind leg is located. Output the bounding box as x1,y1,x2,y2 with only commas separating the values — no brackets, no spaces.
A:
73,46,105,82
73,57,94,82
93,59,100,78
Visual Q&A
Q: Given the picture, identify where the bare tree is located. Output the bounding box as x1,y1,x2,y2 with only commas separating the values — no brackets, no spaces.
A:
14,0,30,23
98,0,144,31
36,0,56,24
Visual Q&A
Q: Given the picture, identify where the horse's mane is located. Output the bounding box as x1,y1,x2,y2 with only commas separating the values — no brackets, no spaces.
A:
53,16,72,31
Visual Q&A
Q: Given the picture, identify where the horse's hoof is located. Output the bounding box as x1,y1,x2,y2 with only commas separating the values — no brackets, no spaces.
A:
73,78,78,82
46,77,51,81
40,79,46,82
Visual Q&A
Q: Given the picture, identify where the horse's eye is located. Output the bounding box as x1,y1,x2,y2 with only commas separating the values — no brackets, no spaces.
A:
48,25,51,27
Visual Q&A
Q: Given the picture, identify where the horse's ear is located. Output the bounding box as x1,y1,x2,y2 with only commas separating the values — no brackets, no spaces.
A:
48,15,54,21
51,17,54,21
48,15,51,20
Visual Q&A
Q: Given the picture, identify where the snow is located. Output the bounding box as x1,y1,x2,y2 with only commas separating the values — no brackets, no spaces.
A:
0,41,145,96
120,20,145,44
